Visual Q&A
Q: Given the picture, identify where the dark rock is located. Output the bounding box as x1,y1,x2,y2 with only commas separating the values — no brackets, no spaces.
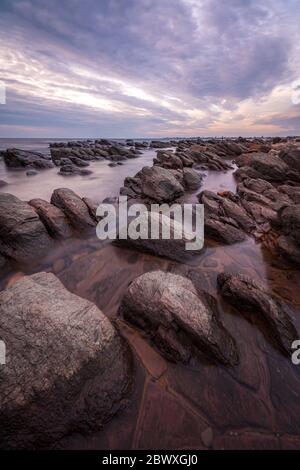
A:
278,204,300,240
29,198,73,239
278,185,300,204
69,156,90,167
279,147,300,172
154,151,183,169
235,152,300,183
59,164,92,176
51,188,96,231
0,253,6,269
198,190,254,234
26,169,38,176
82,197,99,221
150,140,171,149
124,166,184,202
0,193,54,264
120,270,238,365
0,272,132,449
183,168,202,189
204,217,246,244
277,235,300,265
217,272,298,355
3,148,54,169
0,180,8,187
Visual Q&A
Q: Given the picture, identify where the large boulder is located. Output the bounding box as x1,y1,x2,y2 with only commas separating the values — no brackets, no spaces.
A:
29,198,73,239
124,166,184,202
217,273,298,355
3,148,54,169
0,193,54,264
51,188,96,231
0,272,132,449
120,271,238,366
183,168,203,189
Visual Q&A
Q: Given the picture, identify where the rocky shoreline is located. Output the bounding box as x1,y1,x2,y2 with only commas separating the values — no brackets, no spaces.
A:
1,136,300,449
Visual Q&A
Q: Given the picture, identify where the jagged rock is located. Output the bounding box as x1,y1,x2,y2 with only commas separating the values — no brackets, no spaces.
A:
217,272,298,355
235,153,300,183
51,188,96,231
204,217,246,244
120,271,238,365
279,147,300,172
0,253,6,269
198,190,253,235
0,272,132,449
150,140,171,149
183,168,202,189
188,145,232,171
278,204,300,241
278,185,300,204
154,151,183,169
124,166,184,202
82,197,99,221
277,235,300,265
29,198,73,239
59,164,92,176
2,148,54,169
0,193,54,264
116,211,203,263
69,156,90,167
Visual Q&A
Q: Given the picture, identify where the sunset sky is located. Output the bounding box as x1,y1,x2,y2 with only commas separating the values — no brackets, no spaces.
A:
0,0,300,138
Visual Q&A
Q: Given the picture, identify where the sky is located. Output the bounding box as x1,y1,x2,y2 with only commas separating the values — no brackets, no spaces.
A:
0,0,300,138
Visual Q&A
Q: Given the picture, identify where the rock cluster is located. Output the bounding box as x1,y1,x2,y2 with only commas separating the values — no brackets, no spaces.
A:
50,139,142,175
0,188,99,266
0,148,54,170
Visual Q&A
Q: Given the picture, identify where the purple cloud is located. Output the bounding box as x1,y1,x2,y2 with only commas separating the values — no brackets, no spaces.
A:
0,0,299,137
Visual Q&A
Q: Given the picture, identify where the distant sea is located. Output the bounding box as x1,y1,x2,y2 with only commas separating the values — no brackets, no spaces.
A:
0,137,189,154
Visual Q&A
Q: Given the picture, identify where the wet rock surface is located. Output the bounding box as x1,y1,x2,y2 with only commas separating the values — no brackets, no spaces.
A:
0,193,54,264
124,165,184,202
116,210,203,263
0,272,132,449
51,188,96,231
120,270,238,365
29,198,73,239
217,272,298,355
1,148,54,169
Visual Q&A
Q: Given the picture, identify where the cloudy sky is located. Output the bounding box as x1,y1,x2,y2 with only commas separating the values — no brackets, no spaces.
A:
0,0,300,138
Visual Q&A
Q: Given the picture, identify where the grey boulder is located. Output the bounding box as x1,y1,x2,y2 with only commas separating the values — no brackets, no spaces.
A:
120,271,238,366
0,272,132,449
